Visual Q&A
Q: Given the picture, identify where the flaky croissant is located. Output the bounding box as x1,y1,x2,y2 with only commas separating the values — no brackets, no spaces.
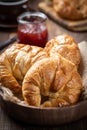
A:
0,35,82,107
45,35,81,66
0,44,47,92
53,0,87,20
22,54,82,107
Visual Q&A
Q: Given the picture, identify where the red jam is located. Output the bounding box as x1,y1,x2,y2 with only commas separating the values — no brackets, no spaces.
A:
17,14,48,47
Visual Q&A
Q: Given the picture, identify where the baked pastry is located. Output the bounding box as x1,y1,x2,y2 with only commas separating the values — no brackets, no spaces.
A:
0,43,47,93
22,54,82,107
0,35,81,91
0,35,82,107
45,34,81,66
53,0,87,20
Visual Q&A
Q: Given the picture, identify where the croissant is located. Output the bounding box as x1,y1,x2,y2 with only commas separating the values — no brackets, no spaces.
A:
0,35,82,107
53,0,87,20
45,34,81,66
22,54,82,107
0,43,47,93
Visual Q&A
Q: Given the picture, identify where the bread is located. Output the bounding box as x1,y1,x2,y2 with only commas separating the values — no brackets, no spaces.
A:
22,55,82,107
45,34,81,66
0,43,47,93
53,0,87,20
0,35,82,107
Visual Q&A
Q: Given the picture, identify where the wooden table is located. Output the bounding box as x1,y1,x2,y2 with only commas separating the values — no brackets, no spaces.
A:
0,0,87,129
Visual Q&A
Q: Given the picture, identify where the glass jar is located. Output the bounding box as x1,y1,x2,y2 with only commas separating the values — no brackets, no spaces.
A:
17,12,48,47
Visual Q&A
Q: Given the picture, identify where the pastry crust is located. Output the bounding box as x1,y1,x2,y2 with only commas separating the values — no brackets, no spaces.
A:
53,0,87,20
45,34,81,66
0,35,82,107
0,43,47,93
22,55,82,107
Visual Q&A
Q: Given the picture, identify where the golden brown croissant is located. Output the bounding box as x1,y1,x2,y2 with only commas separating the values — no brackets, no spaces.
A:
22,54,82,107
0,35,82,107
45,34,81,66
0,43,47,93
53,0,87,20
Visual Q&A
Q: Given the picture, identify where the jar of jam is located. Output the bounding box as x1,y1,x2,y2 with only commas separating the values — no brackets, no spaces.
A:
17,12,48,47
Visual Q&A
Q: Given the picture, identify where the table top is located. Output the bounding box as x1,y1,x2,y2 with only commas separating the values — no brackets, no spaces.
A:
0,0,87,130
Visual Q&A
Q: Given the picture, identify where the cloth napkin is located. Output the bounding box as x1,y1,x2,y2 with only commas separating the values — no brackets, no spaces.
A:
78,41,87,99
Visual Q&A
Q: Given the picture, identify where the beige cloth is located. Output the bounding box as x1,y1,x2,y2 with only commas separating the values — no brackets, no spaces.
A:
78,41,87,99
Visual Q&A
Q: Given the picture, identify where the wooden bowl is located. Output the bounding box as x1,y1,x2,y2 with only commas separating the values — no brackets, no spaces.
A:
0,87,87,125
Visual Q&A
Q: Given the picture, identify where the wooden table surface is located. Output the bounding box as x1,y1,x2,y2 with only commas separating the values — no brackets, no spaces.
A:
0,0,87,130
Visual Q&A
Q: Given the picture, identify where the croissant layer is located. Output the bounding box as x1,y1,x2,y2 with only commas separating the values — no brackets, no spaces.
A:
22,55,82,107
